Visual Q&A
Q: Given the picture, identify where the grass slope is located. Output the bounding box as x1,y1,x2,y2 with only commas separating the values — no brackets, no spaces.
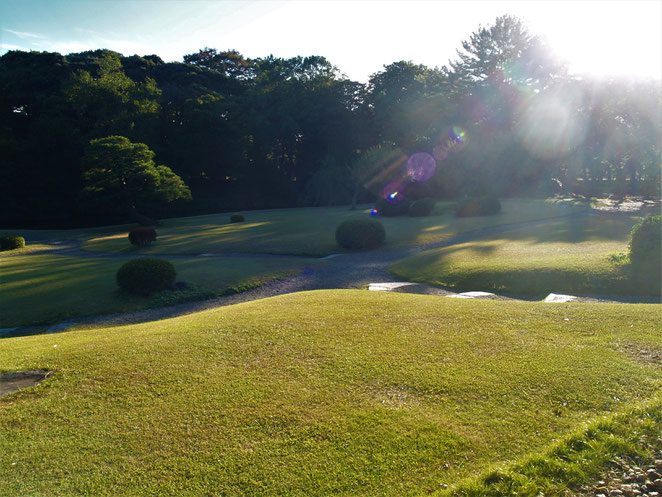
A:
0,254,314,327
1,291,660,496
82,199,583,256
391,212,658,297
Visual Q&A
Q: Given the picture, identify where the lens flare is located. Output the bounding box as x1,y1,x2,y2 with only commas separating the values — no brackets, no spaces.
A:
370,209,378,216
406,152,437,182
433,145,449,161
382,181,406,204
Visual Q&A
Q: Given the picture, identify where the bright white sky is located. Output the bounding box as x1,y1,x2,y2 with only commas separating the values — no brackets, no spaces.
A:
1,0,660,82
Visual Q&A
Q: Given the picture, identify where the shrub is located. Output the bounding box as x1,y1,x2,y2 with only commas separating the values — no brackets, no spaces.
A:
374,197,411,217
336,219,385,250
230,213,245,223
0,235,25,251
408,197,436,217
455,197,501,217
128,227,157,246
116,258,176,296
629,215,661,270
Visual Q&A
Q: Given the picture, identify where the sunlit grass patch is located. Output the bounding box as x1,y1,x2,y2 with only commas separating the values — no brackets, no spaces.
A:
0,291,660,496
0,254,314,327
82,199,584,256
390,212,656,296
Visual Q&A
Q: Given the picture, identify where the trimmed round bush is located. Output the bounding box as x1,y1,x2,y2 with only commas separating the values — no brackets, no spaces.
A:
408,197,436,217
116,258,176,296
374,197,411,217
0,235,25,251
629,215,661,269
336,219,385,250
455,197,501,217
230,213,245,223
128,227,157,246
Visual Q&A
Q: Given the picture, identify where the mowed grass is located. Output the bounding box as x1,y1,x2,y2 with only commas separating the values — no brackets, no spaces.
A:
391,212,658,296
0,254,314,327
1,291,660,496
82,199,583,256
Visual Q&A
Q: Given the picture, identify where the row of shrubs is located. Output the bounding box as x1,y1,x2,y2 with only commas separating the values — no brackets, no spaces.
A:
375,197,501,218
127,213,245,247
115,215,659,299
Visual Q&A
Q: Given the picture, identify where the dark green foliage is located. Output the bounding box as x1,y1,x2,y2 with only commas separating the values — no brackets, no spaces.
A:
375,197,411,217
0,235,25,251
128,227,157,246
116,258,176,296
455,197,502,217
230,213,245,223
628,215,661,293
408,197,436,217
629,215,661,268
335,219,386,250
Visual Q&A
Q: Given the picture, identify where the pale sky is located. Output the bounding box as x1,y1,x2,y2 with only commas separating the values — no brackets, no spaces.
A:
1,0,660,82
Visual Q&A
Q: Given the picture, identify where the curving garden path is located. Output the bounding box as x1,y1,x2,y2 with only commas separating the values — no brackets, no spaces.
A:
7,210,650,336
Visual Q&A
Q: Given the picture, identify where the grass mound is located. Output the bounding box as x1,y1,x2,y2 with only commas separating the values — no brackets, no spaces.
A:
1,291,660,496
391,212,658,296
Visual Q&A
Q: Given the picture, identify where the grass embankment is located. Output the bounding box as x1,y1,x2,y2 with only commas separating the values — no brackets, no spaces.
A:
0,254,314,328
391,212,659,297
1,291,660,496
82,199,584,256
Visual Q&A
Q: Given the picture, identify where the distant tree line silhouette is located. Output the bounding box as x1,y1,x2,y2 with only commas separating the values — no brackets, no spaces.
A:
1,15,659,227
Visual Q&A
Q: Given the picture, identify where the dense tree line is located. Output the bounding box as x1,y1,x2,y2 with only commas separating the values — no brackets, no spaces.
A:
1,16,660,227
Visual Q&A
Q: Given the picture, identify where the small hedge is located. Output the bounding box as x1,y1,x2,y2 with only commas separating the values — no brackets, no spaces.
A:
336,219,385,250
455,197,501,217
408,197,436,217
374,197,411,217
230,213,245,223
0,235,25,251
629,215,661,294
116,258,176,296
128,227,157,246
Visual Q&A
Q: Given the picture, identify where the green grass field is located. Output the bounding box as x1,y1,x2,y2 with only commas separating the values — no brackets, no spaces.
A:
0,254,315,328
0,291,660,496
81,199,584,256
390,212,659,296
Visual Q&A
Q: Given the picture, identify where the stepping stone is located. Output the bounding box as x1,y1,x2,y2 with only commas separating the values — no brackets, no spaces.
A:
367,282,419,292
544,293,579,303
448,291,496,299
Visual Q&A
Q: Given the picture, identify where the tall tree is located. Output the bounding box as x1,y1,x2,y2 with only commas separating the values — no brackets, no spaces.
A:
81,136,191,224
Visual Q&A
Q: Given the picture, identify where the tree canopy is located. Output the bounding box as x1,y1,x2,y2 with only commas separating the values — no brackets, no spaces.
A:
0,15,660,228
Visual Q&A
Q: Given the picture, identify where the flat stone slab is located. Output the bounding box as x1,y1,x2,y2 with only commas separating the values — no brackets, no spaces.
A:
447,291,496,299
367,282,419,292
544,293,579,303
0,370,51,397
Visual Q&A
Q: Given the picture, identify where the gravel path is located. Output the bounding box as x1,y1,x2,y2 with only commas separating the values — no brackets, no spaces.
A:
9,211,644,333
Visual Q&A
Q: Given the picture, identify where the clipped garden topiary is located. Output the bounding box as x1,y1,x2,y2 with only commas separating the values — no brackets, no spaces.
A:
128,227,157,246
629,215,661,275
408,197,436,217
116,258,176,296
455,197,501,217
230,213,245,223
0,235,25,251
336,218,385,250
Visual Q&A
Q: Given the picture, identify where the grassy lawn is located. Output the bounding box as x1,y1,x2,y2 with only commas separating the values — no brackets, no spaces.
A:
0,254,315,328
0,291,660,496
390,212,659,296
81,199,584,256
